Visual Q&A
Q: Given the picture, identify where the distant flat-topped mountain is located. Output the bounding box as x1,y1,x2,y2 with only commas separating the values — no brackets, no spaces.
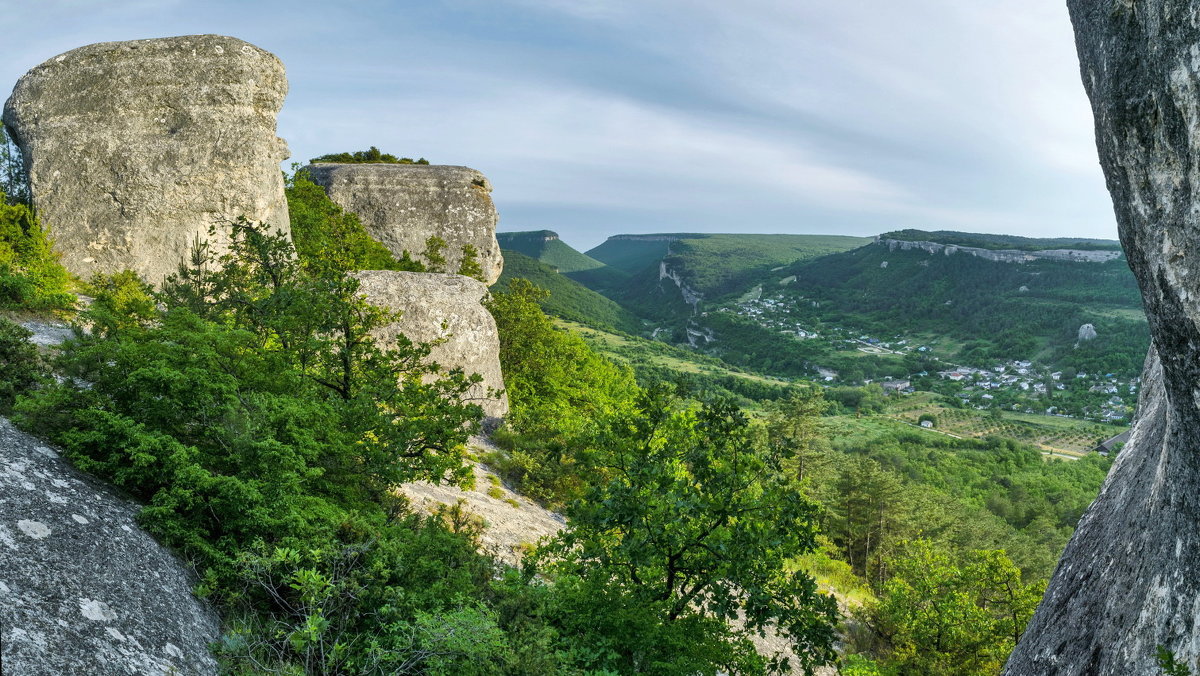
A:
881,229,1122,253
496,230,606,274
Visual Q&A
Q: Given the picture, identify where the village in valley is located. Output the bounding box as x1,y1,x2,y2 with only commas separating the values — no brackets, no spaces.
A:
715,290,1137,430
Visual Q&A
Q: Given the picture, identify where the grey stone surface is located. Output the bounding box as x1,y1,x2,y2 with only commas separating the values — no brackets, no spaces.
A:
0,417,219,675
305,164,503,285
1077,323,1097,342
4,35,291,284
1004,3,1200,673
353,270,508,419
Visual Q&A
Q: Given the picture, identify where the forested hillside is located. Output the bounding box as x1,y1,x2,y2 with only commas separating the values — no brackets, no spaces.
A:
781,242,1148,375
494,249,643,333
496,230,607,273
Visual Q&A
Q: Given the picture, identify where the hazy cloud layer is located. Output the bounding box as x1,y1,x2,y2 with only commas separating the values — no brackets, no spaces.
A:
0,0,1114,251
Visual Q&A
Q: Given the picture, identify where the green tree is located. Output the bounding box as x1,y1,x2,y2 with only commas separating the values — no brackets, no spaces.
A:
285,168,423,273
484,278,637,505
422,235,448,273
17,220,482,584
860,540,1043,676
539,390,839,674
0,185,73,310
456,243,485,282
764,388,831,481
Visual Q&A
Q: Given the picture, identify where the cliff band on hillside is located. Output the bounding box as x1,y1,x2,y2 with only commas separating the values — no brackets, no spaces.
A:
1004,3,1200,673
0,418,220,675
305,163,504,285
877,237,1123,264
3,35,291,284
353,270,509,419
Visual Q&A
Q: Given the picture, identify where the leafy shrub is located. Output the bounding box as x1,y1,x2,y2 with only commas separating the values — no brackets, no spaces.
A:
0,188,73,311
15,220,494,671
0,318,45,412
286,169,424,273
310,146,429,165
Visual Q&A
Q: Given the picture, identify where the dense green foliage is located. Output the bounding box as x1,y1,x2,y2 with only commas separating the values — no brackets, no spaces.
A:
880,229,1122,252
16,222,496,672
810,425,1112,582
485,278,638,505
0,318,45,412
0,187,73,311
495,250,643,333
541,391,838,674
853,540,1043,675
310,146,429,164
783,245,1148,375
286,169,424,273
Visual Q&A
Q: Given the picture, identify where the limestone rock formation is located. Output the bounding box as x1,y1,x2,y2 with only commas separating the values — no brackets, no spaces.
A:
1004,3,1200,673
1077,323,1097,342
4,35,291,283
304,164,503,285
878,237,1122,264
353,270,508,419
0,417,219,675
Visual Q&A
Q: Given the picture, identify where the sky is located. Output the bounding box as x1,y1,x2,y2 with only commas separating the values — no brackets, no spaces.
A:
0,0,1115,252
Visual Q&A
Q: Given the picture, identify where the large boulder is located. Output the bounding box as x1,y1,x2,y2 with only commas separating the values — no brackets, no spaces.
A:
305,164,503,285
1005,3,1200,673
0,417,219,675
353,270,508,419
4,35,291,284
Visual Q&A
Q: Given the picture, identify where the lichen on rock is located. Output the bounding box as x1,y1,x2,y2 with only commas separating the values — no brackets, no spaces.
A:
3,34,291,284
0,418,219,675
305,163,504,284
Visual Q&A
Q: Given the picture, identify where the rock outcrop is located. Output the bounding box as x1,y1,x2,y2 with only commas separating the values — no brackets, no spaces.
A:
1077,323,1097,342
353,270,508,419
4,35,291,283
877,237,1122,264
0,417,219,675
1004,3,1200,673
305,164,503,285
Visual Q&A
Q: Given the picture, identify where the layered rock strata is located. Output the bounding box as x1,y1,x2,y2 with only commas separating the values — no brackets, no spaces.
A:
0,418,219,675
4,34,291,283
305,163,503,284
1005,3,1200,673
353,270,508,419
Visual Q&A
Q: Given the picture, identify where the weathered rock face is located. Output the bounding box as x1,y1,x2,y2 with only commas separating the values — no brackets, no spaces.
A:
1004,3,1200,673
353,270,508,419
0,417,219,675
305,164,503,284
4,35,291,284
1077,323,1097,342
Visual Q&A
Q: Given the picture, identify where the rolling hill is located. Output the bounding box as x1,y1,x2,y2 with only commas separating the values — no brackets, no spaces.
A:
494,249,643,334
496,230,607,273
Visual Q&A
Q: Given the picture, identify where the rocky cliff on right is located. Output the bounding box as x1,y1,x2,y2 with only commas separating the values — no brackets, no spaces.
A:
1004,3,1200,674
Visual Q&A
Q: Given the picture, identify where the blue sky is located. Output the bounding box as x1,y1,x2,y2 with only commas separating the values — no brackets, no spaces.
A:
1,0,1114,251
